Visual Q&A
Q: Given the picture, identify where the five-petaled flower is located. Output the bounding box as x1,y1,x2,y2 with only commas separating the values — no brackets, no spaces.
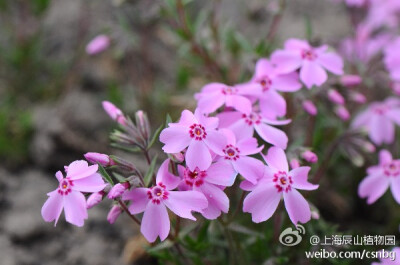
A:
243,147,318,225
41,160,107,227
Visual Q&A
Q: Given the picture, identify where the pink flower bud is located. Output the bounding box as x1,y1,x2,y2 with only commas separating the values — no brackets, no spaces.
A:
340,75,362,87
135,110,150,141
302,100,318,116
334,105,350,121
102,101,126,125
290,159,300,169
311,210,320,220
328,89,345,105
86,35,110,55
301,150,318,163
349,91,366,103
107,205,122,224
84,152,113,166
362,141,376,153
170,153,185,163
87,191,105,209
107,182,130,199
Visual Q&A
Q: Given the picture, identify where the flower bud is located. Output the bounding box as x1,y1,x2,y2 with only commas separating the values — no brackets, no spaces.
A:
340,75,362,87
107,182,130,199
302,100,317,116
109,155,137,172
102,101,126,125
290,158,300,169
169,152,185,163
301,150,318,163
334,105,350,121
86,35,110,55
311,210,320,220
107,205,122,224
87,191,105,209
349,91,366,103
84,152,114,167
328,89,345,105
135,110,150,141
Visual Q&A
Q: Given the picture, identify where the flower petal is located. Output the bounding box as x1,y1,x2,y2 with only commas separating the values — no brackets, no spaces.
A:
41,190,63,226
243,183,281,223
283,189,311,225
379,149,393,165
232,156,264,184
390,177,400,204
196,183,229,219
226,95,252,115
164,191,208,220
156,159,181,190
206,160,237,187
72,173,106,193
358,174,389,204
317,52,344,75
290,167,318,190
300,61,328,88
237,137,264,156
369,115,394,145
260,90,287,118
272,72,302,92
204,131,226,156
141,202,170,242
123,188,150,214
186,140,212,171
263,146,289,172
160,125,191,153
271,50,302,74
67,161,99,180
197,92,225,114
178,109,197,126
63,190,88,227
254,123,288,149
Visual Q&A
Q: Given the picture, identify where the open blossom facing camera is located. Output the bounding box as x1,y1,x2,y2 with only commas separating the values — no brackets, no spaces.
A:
243,147,318,225
160,109,226,170
271,39,344,88
122,159,208,242
358,150,400,204
241,58,302,119
41,161,107,227
351,98,400,145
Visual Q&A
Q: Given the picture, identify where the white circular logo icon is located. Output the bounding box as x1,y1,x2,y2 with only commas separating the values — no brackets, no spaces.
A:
279,225,305,246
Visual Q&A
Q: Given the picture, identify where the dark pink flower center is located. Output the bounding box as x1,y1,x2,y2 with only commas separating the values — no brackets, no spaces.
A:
384,162,400,177
301,49,318,61
242,112,261,126
148,183,169,204
259,76,272,92
372,105,388,115
221,86,237,95
273,171,293,193
223,144,240,161
189,124,207,140
184,168,207,187
58,178,73,196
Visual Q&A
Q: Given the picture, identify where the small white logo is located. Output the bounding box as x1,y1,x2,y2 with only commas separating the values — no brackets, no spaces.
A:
279,225,306,246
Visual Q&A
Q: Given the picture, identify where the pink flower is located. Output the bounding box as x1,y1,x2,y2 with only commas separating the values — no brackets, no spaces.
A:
84,152,114,167
122,159,208,242
217,110,290,149
302,100,318,116
301,150,318,163
358,150,400,204
335,105,351,121
176,161,236,219
328,89,345,105
391,82,400,96
241,58,302,119
102,101,127,125
86,35,110,55
340,75,362,87
212,129,264,184
349,91,367,104
108,182,130,199
160,109,226,170
271,39,344,88
351,98,400,145
87,191,105,209
243,147,318,224
195,83,258,115
41,161,107,227
107,205,122,224
345,0,367,7
384,38,400,82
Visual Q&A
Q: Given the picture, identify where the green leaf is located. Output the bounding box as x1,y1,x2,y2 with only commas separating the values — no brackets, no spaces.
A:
112,172,126,183
144,154,158,186
98,164,114,185
166,114,172,125
110,143,141,153
304,15,313,41
148,124,163,149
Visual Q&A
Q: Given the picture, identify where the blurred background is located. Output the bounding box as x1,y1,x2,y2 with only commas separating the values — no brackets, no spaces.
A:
0,0,395,264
